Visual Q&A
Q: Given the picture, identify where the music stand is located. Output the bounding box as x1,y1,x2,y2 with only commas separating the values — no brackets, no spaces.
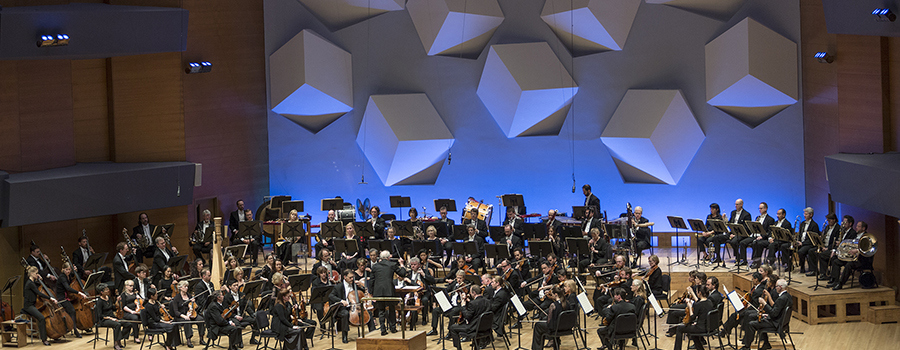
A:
411,240,433,256
225,245,248,260
433,199,457,212
167,255,188,275
83,271,105,294
333,239,359,258
161,223,175,237
283,221,305,240
270,195,291,210
529,240,551,258
242,280,265,302
201,226,215,244
687,219,707,268
238,221,261,240
566,238,590,260
320,198,343,212
1,276,20,315
484,244,510,267
391,221,414,237
427,221,449,238
560,226,581,238
281,200,304,219
667,216,689,266
320,222,343,241
726,224,750,273
84,252,108,273
351,222,374,239
389,196,412,220
524,223,546,240
288,274,312,293
708,220,728,270
807,231,825,290
488,226,504,243
572,206,587,220
452,225,469,240
367,240,389,255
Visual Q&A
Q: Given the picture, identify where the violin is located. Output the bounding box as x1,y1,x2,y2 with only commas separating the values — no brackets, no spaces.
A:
160,304,173,322
642,265,658,281
461,263,476,275
222,300,238,319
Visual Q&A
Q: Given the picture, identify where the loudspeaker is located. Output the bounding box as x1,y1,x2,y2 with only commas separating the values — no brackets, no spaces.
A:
194,163,202,187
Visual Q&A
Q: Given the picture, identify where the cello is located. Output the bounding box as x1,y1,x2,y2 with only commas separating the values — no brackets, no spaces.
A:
20,258,74,340
60,246,94,331
347,279,370,327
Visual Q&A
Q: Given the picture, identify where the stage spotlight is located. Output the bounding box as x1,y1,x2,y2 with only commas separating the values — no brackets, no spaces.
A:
37,34,70,47
56,34,69,46
873,8,896,22
185,61,212,74
815,51,834,64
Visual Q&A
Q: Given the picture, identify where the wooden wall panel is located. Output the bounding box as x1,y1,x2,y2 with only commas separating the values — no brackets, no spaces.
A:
835,35,886,154
108,52,186,162
0,62,23,171
72,59,110,162
16,60,76,171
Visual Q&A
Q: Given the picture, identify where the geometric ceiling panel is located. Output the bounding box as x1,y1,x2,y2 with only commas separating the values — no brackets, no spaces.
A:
540,0,641,55
601,90,705,185
356,94,455,186
476,42,578,138
298,0,406,30
407,0,505,57
269,30,353,133
706,17,798,128
645,0,746,21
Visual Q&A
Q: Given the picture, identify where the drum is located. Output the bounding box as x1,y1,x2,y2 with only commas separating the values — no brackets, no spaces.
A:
463,198,492,221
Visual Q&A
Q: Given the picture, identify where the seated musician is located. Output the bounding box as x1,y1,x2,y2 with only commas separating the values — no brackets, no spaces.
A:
827,220,871,290
721,272,766,339
795,207,820,274
385,226,408,259
521,261,559,314
480,274,495,296
533,285,566,349
811,213,840,278
767,208,793,267
158,266,176,301
272,288,310,350
594,267,633,310
544,210,563,238
421,228,446,271
401,257,435,327
671,285,714,350
73,235,97,280
740,279,792,350
463,226,486,271
120,279,142,343
95,282,125,350
546,226,565,259
498,258,524,298
581,207,601,236
488,275,512,337
503,207,524,238
665,271,703,334
748,202,775,269
698,203,727,263
726,199,752,266
189,258,204,279
276,209,302,266
428,271,467,336
338,222,364,270
230,209,260,266
313,210,337,253
512,249,532,280
823,215,855,282
192,209,214,264
151,237,176,288
437,206,456,264
463,208,488,239
310,250,337,284
223,279,258,346
310,266,333,324
56,262,88,338
25,244,57,282
328,269,369,343
449,285,490,350
500,225,523,256
631,206,654,267
595,288,636,350
143,288,177,350
624,279,647,348
206,291,242,350
367,206,386,239
644,255,663,298
132,212,160,263
170,280,206,347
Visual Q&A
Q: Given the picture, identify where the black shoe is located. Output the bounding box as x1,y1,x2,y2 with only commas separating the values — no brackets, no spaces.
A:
799,267,806,274
759,343,772,350
818,275,830,281
805,271,817,276
199,340,207,346
381,329,388,336
75,332,82,338
187,342,194,348
43,341,52,347
390,328,398,334
832,284,842,290
426,330,438,336
237,342,243,348
249,339,260,345
342,334,349,344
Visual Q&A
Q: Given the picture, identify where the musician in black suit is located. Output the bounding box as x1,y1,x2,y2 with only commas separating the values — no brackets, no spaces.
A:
231,209,261,266
741,279,792,350
827,220,871,290
313,210,338,253
328,269,367,343
522,261,559,312
223,279,257,345
503,208,524,238
151,237,177,286
25,245,57,283
367,206,386,240
581,207,602,236
726,199,753,265
463,226,486,271
371,250,408,334
463,208,488,239
631,206,654,266
194,269,215,312
583,184,601,215
596,288,637,350
22,266,56,346
722,272,765,338
767,209,793,266
449,285,490,350
206,291,241,350
824,215,856,283
794,207,820,273
501,225,523,256
811,213,840,278
192,209,214,264
544,210,563,238
228,199,247,237
579,228,610,274
113,242,136,294
706,276,724,307
488,276,511,338
748,202,776,268
531,285,564,350
672,286,715,350
698,203,727,262
132,212,159,263
73,235,95,280
428,271,467,336
401,257,435,326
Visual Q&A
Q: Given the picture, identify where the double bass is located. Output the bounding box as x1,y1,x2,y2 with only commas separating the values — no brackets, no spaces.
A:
60,246,94,331
20,258,74,340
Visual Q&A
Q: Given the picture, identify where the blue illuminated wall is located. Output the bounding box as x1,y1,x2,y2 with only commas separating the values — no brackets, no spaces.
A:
264,0,806,227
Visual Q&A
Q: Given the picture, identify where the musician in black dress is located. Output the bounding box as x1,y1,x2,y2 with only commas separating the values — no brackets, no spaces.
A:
530,285,562,350
170,280,205,347
95,283,125,350
272,289,309,350
120,280,142,343
367,206,386,240
23,266,56,346
644,255,663,298
143,288,177,350
698,203,727,262
207,291,242,350
672,285,715,350
56,262,87,338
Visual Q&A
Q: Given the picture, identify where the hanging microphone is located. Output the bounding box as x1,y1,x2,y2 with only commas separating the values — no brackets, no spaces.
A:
572,178,576,193
447,152,452,165
359,174,368,185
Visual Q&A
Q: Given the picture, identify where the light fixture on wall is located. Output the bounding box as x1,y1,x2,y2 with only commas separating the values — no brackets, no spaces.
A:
185,61,212,74
814,51,834,64
873,8,896,22
37,34,69,47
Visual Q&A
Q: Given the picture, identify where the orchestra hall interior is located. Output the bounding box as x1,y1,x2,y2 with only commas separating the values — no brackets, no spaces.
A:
2,0,900,350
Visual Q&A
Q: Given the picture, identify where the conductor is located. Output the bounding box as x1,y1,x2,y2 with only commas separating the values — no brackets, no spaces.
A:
370,250,408,335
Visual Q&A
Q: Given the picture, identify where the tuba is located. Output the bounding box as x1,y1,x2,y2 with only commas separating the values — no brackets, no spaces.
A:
836,232,877,262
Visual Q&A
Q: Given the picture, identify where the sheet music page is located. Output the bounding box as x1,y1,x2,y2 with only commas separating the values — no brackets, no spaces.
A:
510,294,527,316
577,292,594,314
648,292,664,316
727,291,745,312
435,291,452,312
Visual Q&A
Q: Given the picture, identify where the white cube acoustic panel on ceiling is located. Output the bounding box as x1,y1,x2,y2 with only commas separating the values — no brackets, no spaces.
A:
269,30,353,134
298,0,406,30
476,42,578,138
646,0,746,20
407,0,504,57
357,94,455,186
706,17,798,128
601,90,705,185
540,0,641,54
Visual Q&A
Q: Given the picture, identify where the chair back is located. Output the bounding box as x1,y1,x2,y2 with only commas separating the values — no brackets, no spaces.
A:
716,301,725,325
256,310,270,329
139,309,151,327
553,309,578,334
776,306,792,333
635,302,648,331
705,309,721,333
660,274,671,301
475,311,494,334
494,302,509,329
612,313,637,336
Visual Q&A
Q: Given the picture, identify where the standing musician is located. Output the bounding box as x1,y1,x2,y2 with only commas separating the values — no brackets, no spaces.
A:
277,209,302,266
596,288,636,350
464,226,486,271
795,207,820,274
170,281,206,347
530,286,563,350
206,291,242,350
120,280,142,344
328,269,368,343
230,209,261,266
401,257,434,327
310,267,333,323
367,206,386,240
73,235,96,280
740,279,792,350
25,244,57,283
428,270,468,336
132,212,160,263
644,255,663,298
521,261,559,314
502,225,523,257
23,265,57,346
113,242,136,295
544,210,563,239
55,262,88,338
371,250,408,335
672,285,714,350
151,236,177,287
192,209,214,264
583,184,601,214
228,199,248,237
748,202,776,269
95,283,125,350
811,213,840,278
827,220,870,290
144,289,177,350
449,285,490,350
631,206,654,267
767,208,793,267
223,279,258,346
546,226,565,259
698,203,727,262
272,289,310,350
503,208,524,238
721,272,765,339
581,207,602,236
726,199,752,266
463,208,489,239
437,206,456,264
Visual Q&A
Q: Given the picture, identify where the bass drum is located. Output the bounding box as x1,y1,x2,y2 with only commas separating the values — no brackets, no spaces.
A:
463,199,492,221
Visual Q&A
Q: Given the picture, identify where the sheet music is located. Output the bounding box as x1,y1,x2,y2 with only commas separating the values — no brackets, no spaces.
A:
648,292,663,316
435,291,452,312
510,294,526,316
576,292,594,314
727,291,744,313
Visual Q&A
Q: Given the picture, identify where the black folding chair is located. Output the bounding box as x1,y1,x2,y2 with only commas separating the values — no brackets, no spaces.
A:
468,311,495,350
608,313,637,350
139,309,168,350
634,302,650,350
659,274,672,306
757,306,795,350
544,310,581,350
254,311,281,350
202,309,225,349
686,309,723,350
493,302,511,349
